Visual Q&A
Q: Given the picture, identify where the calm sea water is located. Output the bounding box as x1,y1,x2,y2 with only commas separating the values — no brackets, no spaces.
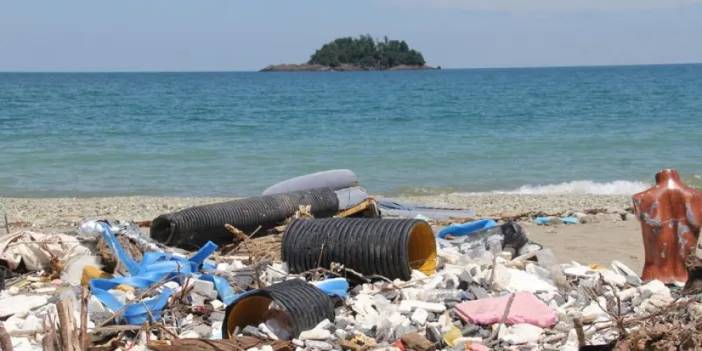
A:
1,64,701,197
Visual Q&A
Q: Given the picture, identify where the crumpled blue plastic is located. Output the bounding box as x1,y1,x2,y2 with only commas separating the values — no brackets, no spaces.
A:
535,216,579,225
438,219,497,239
90,222,238,324
311,278,349,299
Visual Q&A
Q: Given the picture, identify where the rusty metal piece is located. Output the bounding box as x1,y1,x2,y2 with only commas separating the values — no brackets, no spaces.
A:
632,169,702,283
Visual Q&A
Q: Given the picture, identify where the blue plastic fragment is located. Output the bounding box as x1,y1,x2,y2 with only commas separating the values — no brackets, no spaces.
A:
535,216,579,225
90,222,234,324
199,274,239,305
437,219,497,239
560,216,579,224
534,216,553,225
311,278,349,299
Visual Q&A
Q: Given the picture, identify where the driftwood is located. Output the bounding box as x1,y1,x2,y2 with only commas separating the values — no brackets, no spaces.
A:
147,337,293,351
57,298,81,351
224,224,282,262
80,287,90,351
0,322,13,351
41,315,57,351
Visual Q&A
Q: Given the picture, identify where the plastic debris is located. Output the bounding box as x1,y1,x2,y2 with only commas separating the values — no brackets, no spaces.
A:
0,231,92,272
534,216,579,225
438,219,496,239
2,171,698,350
454,292,558,328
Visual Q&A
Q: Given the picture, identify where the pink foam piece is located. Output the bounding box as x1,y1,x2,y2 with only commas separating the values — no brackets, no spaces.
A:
467,343,489,351
454,292,557,328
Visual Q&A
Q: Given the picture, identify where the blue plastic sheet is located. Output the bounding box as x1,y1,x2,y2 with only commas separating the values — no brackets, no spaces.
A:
437,219,497,239
311,278,349,299
90,222,237,324
535,216,579,225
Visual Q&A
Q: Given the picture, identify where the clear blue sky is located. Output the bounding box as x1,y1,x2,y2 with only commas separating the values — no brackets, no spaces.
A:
1,0,701,71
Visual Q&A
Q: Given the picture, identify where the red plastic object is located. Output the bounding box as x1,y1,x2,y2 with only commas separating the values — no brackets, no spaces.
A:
633,169,702,283
391,340,406,351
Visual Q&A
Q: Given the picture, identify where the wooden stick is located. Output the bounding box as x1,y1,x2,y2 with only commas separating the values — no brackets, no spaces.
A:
0,322,13,351
80,287,90,351
490,293,516,341
336,199,373,218
89,325,144,333
42,316,57,351
57,298,80,351
573,318,585,348
3,214,8,235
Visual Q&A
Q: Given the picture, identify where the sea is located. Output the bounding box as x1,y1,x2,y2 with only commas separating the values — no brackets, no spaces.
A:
1,64,701,197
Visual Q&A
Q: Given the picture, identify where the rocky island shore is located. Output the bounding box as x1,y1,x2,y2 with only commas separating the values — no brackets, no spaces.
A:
260,63,436,72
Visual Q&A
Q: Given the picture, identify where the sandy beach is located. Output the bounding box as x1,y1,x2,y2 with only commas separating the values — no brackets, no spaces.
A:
0,193,645,272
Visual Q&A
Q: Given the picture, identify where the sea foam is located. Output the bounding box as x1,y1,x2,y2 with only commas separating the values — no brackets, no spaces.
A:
496,180,649,195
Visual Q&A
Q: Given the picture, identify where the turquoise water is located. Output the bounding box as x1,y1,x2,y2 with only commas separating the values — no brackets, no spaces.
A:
1,64,701,197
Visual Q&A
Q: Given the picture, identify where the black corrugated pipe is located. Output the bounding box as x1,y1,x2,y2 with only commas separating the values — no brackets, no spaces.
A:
150,188,339,250
282,218,437,281
222,279,335,340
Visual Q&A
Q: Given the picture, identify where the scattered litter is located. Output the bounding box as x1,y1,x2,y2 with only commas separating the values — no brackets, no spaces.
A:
438,219,496,239
454,292,557,328
0,231,91,272
534,216,579,225
1,169,698,350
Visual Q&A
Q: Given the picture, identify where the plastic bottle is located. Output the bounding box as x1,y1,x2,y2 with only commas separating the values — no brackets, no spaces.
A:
418,289,463,302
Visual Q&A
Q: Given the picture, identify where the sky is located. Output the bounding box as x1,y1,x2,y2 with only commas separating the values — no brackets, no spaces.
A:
1,0,701,71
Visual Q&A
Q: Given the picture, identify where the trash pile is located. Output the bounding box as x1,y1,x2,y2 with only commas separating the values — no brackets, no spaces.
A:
0,169,700,351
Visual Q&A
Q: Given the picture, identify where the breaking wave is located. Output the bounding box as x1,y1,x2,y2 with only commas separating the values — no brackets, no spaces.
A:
496,180,649,195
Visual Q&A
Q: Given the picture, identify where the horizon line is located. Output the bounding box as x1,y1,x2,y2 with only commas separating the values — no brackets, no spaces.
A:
1,61,700,74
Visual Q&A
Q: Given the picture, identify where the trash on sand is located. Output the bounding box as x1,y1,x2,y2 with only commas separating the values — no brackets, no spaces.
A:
311,278,350,299
90,222,235,324
633,168,701,284
4,170,699,350
438,219,496,239
148,337,293,351
439,220,529,253
222,279,335,340
400,331,435,351
0,294,51,318
535,216,579,225
454,292,557,328
498,323,544,344
0,231,91,272
282,218,437,280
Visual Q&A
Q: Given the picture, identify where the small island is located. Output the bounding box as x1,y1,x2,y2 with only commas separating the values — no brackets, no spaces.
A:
261,35,436,72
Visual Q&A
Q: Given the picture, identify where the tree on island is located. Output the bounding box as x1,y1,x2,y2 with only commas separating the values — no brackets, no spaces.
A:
308,35,426,69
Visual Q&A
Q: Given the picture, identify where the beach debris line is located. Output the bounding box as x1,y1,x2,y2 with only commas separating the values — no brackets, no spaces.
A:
1,169,701,350
534,216,579,225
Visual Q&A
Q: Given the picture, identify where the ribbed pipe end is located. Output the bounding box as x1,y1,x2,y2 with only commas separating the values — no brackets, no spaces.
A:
282,218,437,280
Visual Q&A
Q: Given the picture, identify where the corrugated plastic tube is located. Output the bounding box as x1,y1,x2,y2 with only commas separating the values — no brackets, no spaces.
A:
282,218,437,280
222,279,335,340
150,189,339,250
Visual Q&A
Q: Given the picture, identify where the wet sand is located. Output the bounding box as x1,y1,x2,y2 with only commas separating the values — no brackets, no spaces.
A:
0,194,644,270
